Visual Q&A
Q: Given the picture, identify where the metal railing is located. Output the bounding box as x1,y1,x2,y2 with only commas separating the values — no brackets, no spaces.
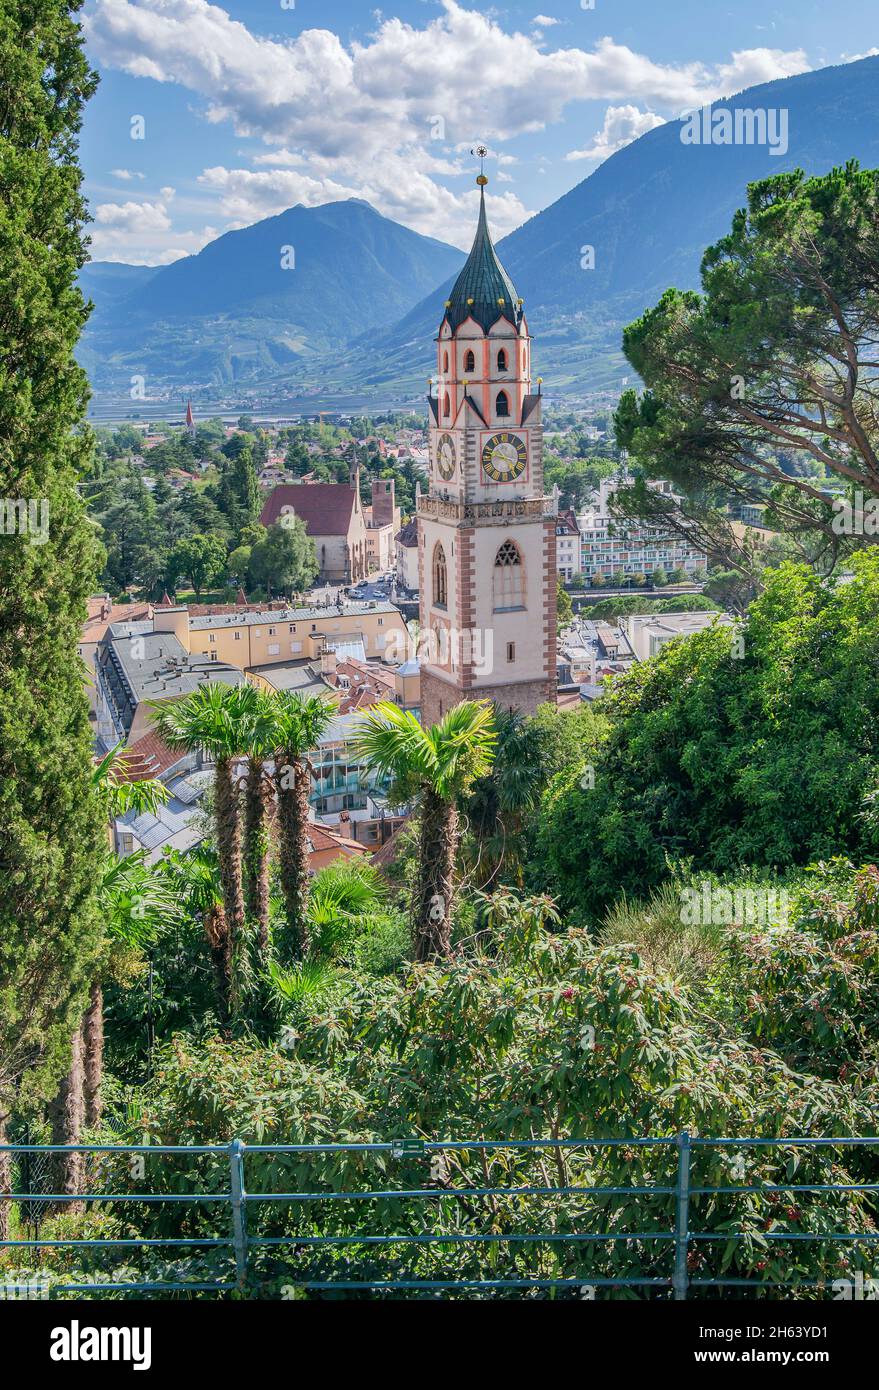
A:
1,1135,877,1298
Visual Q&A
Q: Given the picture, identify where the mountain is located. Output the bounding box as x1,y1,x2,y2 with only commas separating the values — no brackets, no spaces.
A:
359,55,879,400
80,199,464,396
82,55,879,409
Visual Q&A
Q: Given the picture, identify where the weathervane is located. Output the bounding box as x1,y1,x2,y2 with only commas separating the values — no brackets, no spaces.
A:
471,143,489,186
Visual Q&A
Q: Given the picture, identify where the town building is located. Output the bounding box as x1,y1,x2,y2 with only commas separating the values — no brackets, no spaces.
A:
576,478,708,583
417,172,557,723
395,518,419,592
260,466,400,583
91,598,409,747
555,508,581,581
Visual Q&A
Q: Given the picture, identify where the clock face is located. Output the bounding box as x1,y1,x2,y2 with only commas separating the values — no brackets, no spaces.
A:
482,432,527,483
437,432,457,481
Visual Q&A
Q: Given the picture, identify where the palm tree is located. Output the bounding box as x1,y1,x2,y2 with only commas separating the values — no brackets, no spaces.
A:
163,845,232,1023
269,693,336,959
352,701,496,959
237,689,277,960
151,683,256,975
463,706,543,889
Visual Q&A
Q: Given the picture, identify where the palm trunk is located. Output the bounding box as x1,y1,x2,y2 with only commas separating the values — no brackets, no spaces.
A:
48,1025,85,1215
243,756,271,957
275,756,312,959
412,789,457,960
0,1111,10,1243
83,980,104,1129
203,902,232,1025
214,754,246,966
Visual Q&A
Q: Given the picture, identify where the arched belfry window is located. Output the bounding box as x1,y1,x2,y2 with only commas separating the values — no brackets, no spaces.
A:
496,390,510,418
433,543,448,609
497,348,508,372
464,349,475,374
443,391,451,418
443,350,449,373
493,539,525,611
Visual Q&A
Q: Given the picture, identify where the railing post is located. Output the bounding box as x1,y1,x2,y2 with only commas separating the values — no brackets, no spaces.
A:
229,1138,248,1292
673,1131,691,1301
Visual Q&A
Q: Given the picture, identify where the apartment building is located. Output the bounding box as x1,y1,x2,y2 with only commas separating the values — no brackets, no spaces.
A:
577,478,707,582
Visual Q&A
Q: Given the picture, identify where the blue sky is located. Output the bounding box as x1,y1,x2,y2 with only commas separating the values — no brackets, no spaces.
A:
80,0,879,263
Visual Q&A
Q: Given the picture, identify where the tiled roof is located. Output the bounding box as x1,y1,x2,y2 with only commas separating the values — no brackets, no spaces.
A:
120,730,189,782
260,482,358,536
83,597,151,645
396,519,418,548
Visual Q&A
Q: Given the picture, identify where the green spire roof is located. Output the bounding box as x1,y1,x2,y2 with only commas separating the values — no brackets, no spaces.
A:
444,186,522,334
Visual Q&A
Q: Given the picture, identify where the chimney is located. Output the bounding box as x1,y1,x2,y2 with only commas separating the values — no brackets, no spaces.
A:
321,647,337,676
337,810,353,839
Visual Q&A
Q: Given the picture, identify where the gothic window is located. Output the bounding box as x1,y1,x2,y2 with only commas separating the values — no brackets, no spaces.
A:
433,542,448,609
496,390,510,418
443,391,451,418
493,539,525,611
464,349,475,374
443,350,449,373
497,348,508,372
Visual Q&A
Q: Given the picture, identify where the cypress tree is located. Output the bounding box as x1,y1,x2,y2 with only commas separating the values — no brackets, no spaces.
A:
0,0,105,1163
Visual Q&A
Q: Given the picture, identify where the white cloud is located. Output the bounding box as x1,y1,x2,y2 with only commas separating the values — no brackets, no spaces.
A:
566,104,666,163
90,197,217,263
86,2,810,146
110,168,145,180
94,199,172,232
84,0,812,252
197,162,531,249
532,15,561,25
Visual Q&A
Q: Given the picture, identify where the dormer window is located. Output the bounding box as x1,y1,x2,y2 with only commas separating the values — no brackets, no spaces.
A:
497,348,508,372
496,390,510,418
464,349,475,373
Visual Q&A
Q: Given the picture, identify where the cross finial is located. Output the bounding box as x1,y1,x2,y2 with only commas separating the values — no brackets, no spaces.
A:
471,143,489,187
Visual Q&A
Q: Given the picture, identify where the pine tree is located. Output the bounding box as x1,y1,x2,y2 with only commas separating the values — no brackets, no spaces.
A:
0,0,105,1152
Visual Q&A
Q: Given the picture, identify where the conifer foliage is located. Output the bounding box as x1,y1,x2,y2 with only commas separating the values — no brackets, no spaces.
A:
0,0,104,1128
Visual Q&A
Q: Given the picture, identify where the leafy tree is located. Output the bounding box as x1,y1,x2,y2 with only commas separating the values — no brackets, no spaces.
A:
704,567,760,616
615,163,879,574
248,519,317,597
0,0,105,1185
353,702,496,958
537,556,879,919
166,533,227,601
218,441,260,529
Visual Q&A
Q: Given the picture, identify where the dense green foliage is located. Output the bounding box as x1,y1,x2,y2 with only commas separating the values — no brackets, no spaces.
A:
538,558,879,918
0,0,104,1117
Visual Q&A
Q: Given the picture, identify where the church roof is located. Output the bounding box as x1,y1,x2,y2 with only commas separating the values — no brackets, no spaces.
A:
443,185,523,335
260,482,358,537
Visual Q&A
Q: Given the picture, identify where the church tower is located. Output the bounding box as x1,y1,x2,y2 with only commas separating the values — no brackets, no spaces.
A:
418,168,557,725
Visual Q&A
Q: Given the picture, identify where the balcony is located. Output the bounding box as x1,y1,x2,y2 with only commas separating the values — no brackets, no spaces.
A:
417,495,557,526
